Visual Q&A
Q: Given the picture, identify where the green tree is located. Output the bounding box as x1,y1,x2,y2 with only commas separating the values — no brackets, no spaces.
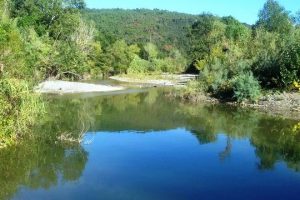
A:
143,42,159,61
278,40,300,87
222,16,250,43
256,0,292,34
107,40,140,74
10,0,85,37
231,72,261,102
188,14,216,61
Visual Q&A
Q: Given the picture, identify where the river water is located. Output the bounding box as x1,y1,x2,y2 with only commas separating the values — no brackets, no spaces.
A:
1,88,300,200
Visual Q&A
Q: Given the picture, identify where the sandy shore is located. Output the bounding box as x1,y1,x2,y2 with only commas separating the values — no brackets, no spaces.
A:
110,74,198,86
35,80,125,94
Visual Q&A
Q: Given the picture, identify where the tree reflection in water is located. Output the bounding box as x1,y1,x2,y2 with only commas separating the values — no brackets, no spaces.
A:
0,88,299,199
0,141,87,200
41,89,300,172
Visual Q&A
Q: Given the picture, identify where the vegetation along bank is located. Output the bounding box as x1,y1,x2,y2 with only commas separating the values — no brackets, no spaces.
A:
0,0,300,147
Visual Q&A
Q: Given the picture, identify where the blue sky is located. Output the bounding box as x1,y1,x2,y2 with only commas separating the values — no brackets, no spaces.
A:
85,0,299,24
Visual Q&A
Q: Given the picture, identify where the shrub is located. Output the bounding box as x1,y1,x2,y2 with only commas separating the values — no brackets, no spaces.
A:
278,41,300,87
0,78,43,148
250,29,282,88
153,58,170,72
231,73,261,102
128,56,151,74
199,58,233,99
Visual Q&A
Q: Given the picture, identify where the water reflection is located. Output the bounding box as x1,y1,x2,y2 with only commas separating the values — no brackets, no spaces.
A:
39,88,300,172
0,141,87,200
0,88,299,199
251,118,300,171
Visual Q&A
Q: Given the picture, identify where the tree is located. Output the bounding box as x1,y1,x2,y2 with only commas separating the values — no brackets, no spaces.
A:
10,0,85,37
143,42,158,61
189,14,216,60
222,16,250,42
107,40,140,74
278,41,300,87
256,0,292,34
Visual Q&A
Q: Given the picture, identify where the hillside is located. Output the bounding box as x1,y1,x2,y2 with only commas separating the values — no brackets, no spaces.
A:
83,9,200,55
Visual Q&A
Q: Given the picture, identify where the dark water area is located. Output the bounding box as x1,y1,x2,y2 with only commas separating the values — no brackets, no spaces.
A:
1,88,300,200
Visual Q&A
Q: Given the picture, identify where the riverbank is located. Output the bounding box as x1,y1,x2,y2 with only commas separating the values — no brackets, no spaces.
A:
244,92,300,120
169,89,300,120
110,74,198,87
34,77,300,120
35,80,125,94
108,74,300,120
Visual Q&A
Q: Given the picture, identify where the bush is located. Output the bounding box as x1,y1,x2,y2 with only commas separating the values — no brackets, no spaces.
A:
199,58,234,99
250,29,282,88
167,49,187,73
128,49,187,74
278,41,300,87
231,73,261,102
0,78,43,148
153,58,170,72
128,56,151,74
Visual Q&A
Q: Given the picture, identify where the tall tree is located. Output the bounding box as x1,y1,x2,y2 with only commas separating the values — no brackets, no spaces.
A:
188,14,216,61
256,0,292,34
10,0,85,37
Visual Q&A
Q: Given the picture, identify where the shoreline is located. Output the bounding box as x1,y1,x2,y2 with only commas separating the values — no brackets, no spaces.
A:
169,90,300,120
35,77,300,120
109,74,198,87
34,80,125,94
109,74,300,120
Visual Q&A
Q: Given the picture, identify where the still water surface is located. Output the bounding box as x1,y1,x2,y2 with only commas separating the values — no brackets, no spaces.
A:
1,88,300,200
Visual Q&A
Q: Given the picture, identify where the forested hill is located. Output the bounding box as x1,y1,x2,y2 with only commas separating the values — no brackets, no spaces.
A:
83,9,199,54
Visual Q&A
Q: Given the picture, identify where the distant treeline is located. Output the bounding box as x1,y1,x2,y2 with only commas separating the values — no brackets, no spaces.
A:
83,8,200,56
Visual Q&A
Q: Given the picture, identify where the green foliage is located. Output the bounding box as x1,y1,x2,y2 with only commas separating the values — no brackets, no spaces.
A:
189,14,216,61
189,17,256,101
1,0,300,147
168,49,187,73
187,1,300,98
278,40,300,87
103,41,187,75
222,16,251,43
231,73,261,102
0,0,94,147
256,0,292,34
250,29,282,87
197,57,261,101
128,55,151,74
143,42,159,60
104,40,140,74
250,28,300,88
198,58,235,99
83,8,198,57
0,78,43,148
10,0,85,37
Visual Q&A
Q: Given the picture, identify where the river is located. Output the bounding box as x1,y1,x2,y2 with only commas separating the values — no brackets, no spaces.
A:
1,87,300,200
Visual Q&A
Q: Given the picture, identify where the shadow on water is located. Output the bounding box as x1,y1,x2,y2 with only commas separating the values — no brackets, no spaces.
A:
1,88,300,199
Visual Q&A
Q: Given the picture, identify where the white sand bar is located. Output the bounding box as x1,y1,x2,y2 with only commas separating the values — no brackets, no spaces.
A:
35,80,125,94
